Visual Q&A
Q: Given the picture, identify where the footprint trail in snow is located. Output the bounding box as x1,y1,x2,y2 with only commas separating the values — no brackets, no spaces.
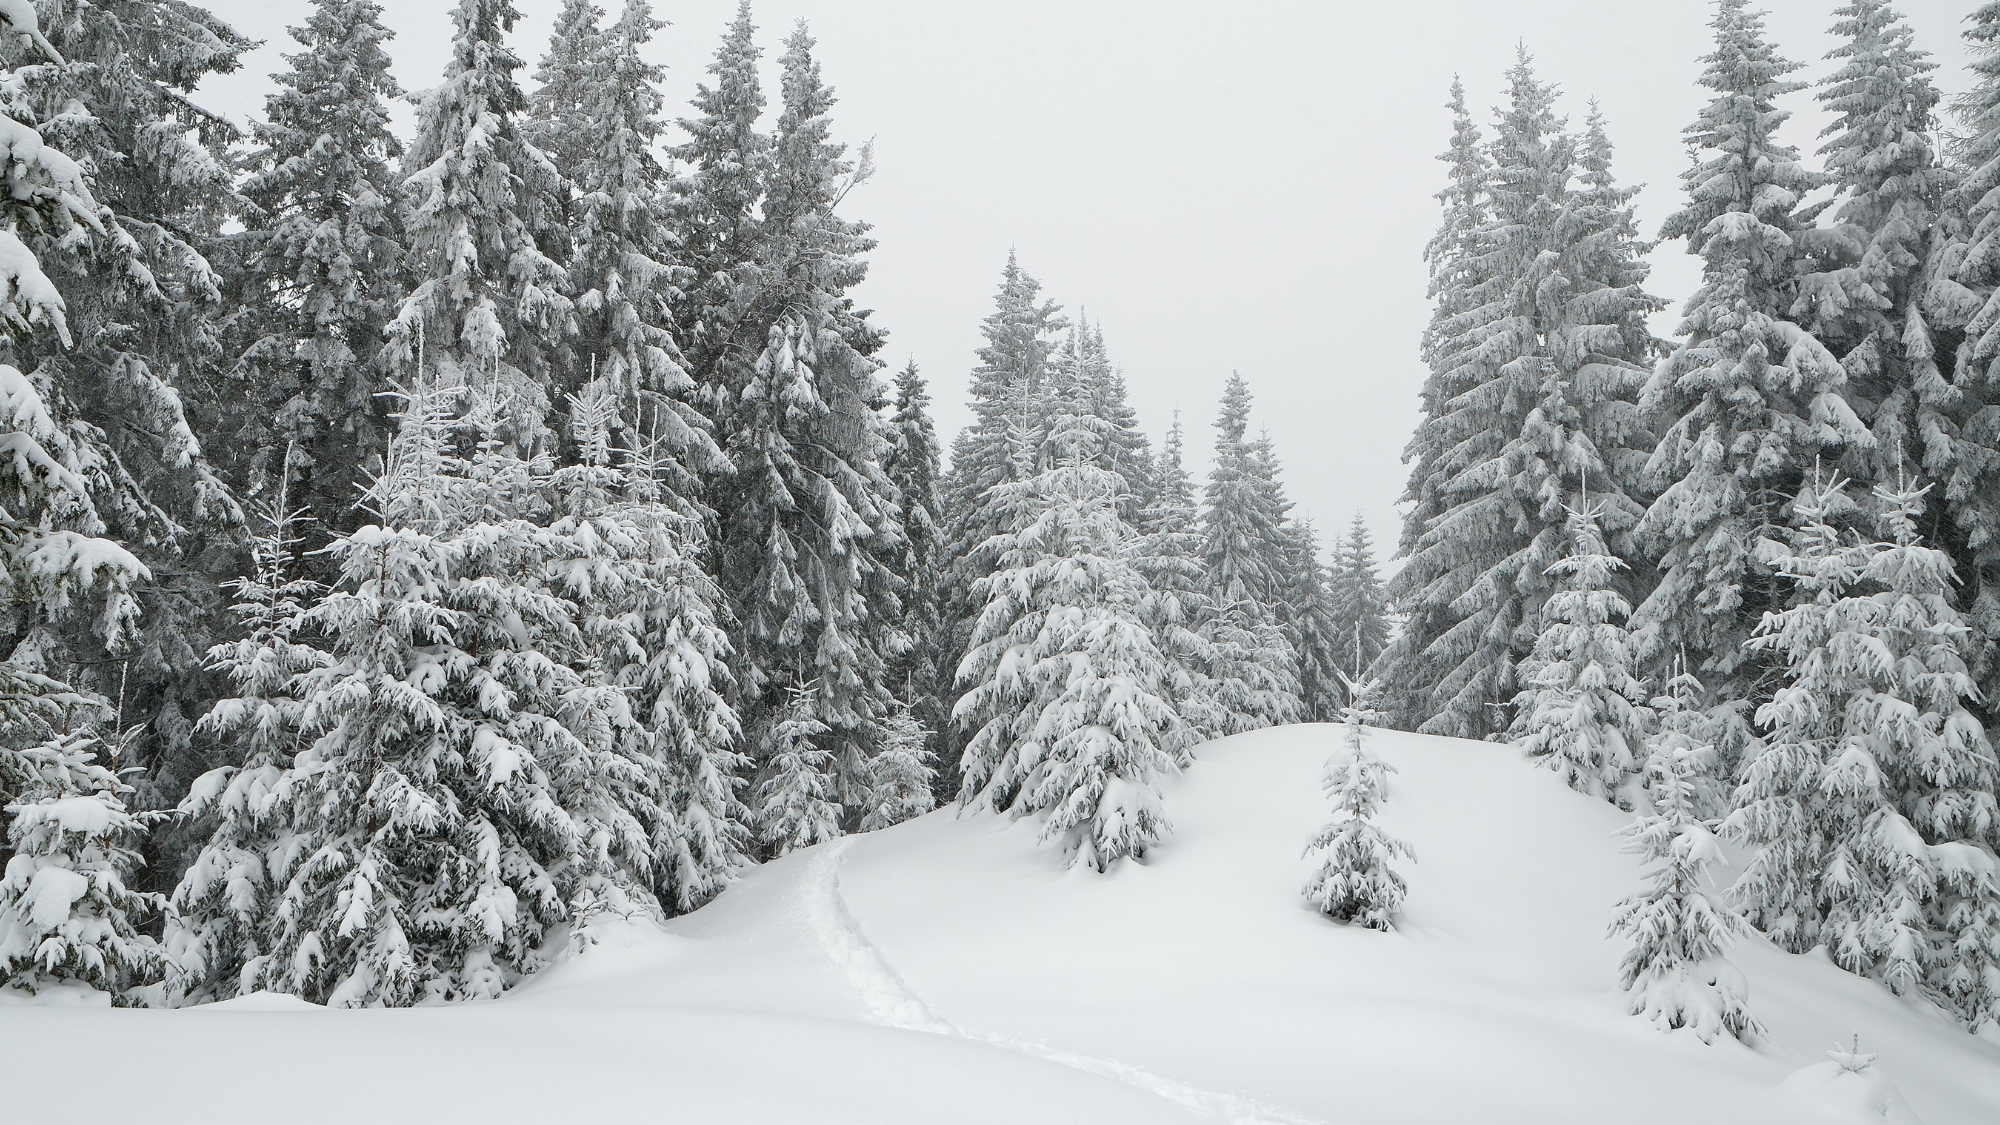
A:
801,839,1329,1125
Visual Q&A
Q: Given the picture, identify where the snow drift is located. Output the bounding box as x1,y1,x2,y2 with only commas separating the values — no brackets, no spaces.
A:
3,724,1997,1124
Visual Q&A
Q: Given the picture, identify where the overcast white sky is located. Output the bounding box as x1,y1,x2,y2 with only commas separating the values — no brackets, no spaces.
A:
194,0,1981,563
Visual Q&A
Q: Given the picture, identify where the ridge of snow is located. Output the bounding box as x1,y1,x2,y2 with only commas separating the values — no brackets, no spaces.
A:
3,723,1997,1124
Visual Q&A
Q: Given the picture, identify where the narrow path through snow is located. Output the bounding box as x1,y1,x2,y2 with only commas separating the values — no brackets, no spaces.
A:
801,839,1329,1125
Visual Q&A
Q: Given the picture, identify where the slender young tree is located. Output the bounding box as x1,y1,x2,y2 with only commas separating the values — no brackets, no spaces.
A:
1302,674,1413,931
169,479,331,1002
860,702,937,832
753,680,841,856
1610,703,1762,1045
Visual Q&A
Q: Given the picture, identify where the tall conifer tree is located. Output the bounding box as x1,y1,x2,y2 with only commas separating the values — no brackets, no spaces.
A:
532,0,721,503
1385,59,1657,738
229,0,406,551
1200,376,1303,732
1383,78,1492,730
1327,513,1391,696
882,362,947,763
1937,4,2000,729
387,0,574,429
6,0,253,861
711,22,899,814
1634,0,1866,701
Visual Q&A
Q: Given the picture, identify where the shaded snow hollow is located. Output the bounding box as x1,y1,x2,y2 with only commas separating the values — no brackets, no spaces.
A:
3,725,1998,1123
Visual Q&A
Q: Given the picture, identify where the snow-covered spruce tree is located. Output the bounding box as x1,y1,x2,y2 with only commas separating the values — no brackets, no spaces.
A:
531,0,721,503
860,702,936,832
1939,4,2000,729
941,253,1069,575
1,732,169,1005
1510,499,1651,803
936,254,1070,775
1633,0,1865,700
6,0,251,869
955,416,1185,871
1277,511,1345,723
709,24,900,820
222,384,667,1007
226,0,406,550
1609,722,1761,1044
1729,475,2000,1026
0,25,182,1006
1326,513,1391,702
1796,0,1953,491
1384,58,1658,740
881,361,950,777
753,680,840,856
385,0,573,429
169,478,332,1002
672,0,772,419
1382,77,1493,732
548,385,746,914
1047,317,1158,517
524,0,604,177
1134,412,1225,746
1302,673,1413,931
1199,375,1303,733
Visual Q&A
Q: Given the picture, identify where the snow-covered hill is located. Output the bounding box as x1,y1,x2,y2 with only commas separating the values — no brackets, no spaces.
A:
4,724,1998,1124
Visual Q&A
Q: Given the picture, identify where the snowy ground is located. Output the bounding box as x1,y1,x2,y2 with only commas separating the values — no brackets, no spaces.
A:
4,724,1999,1124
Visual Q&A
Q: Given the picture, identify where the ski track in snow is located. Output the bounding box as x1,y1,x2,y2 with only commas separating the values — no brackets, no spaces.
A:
802,839,1329,1125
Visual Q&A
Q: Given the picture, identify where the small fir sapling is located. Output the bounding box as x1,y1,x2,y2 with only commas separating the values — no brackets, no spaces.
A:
1608,684,1762,1044
860,701,937,832
1301,673,1414,931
